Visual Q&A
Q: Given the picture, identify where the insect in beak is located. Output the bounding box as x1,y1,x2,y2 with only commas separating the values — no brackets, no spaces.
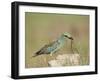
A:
68,37,73,40
65,35,73,40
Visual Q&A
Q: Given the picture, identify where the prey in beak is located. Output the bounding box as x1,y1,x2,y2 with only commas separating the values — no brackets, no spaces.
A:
64,35,73,40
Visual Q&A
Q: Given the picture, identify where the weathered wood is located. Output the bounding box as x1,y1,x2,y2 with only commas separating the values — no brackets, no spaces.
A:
48,54,80,67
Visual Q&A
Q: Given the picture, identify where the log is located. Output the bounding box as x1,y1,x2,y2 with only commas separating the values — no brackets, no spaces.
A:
48,54,80,67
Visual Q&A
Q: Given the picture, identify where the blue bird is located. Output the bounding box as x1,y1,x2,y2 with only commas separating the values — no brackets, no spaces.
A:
32,32,73,57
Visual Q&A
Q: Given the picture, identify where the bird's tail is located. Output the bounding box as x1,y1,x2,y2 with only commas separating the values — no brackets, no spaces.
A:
32,53,40,57
32,46,46,58
32,51,42,58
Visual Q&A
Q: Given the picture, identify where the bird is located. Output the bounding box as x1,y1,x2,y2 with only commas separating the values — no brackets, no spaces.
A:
32,32,73,58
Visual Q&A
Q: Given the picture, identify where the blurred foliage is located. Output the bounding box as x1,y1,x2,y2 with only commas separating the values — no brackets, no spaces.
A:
25,12,89,68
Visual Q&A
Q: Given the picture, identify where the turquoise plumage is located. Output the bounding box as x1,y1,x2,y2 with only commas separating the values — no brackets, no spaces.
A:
33,32,73,57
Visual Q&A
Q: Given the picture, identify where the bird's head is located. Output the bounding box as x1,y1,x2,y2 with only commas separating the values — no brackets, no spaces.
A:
62,32,73,40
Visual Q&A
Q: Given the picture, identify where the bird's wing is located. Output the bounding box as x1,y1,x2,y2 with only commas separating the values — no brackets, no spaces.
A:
35,41,57,55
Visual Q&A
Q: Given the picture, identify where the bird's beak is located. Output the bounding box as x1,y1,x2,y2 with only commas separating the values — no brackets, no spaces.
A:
68,37,73,40
65,35,73,40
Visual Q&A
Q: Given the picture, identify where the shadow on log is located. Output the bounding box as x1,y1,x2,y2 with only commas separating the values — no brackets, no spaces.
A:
48,54,80,67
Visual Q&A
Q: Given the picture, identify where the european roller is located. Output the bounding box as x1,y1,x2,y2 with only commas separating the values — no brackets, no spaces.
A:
32,32,73,57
